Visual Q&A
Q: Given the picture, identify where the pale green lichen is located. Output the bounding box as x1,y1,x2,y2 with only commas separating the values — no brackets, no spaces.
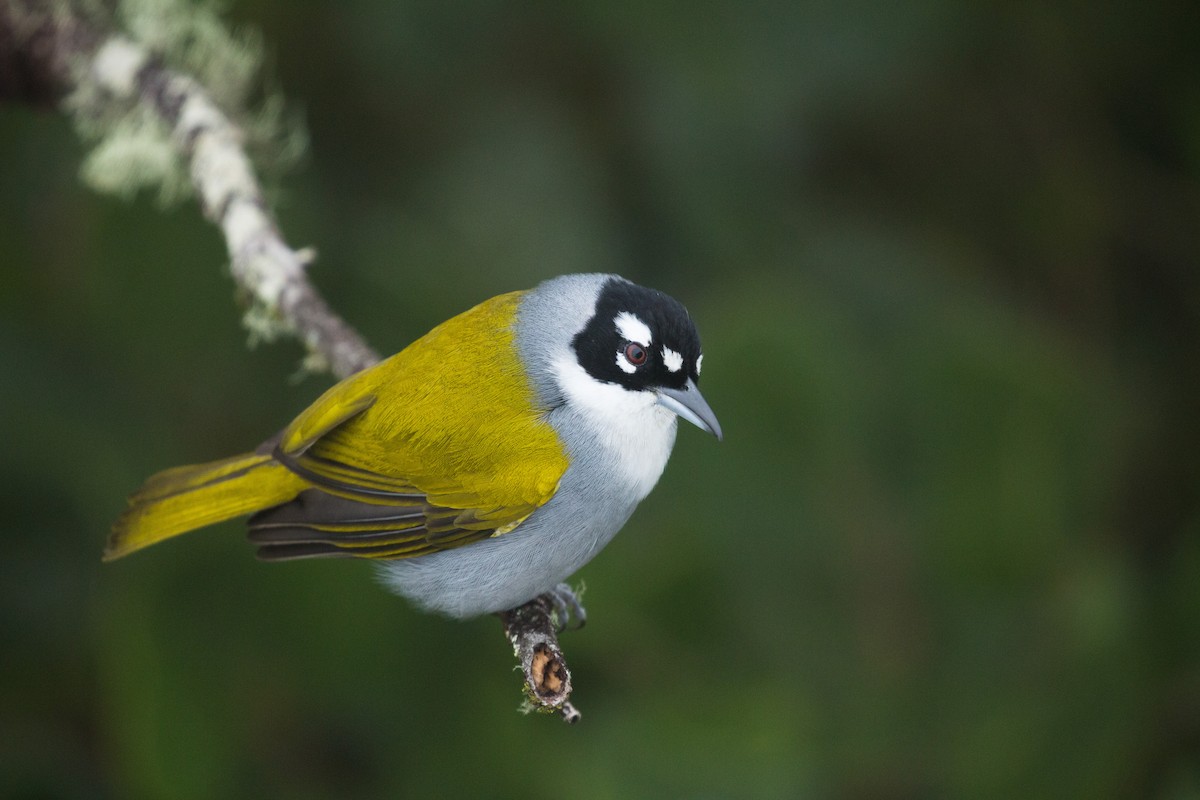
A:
65,0,306,207
243,305,331,382
47,0,317,362
293,351,332,382
78,109,190,203
117,0,261,112
240,296,293,347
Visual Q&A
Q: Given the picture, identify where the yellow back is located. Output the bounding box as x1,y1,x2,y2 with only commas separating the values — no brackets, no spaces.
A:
279,290,568,528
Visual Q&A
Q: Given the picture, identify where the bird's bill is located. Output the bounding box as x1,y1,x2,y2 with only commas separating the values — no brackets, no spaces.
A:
656,379,723,441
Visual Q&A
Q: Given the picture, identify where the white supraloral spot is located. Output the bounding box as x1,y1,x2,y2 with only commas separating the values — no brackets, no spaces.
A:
696,353,704,375
614,312,652,347
662,346,683,373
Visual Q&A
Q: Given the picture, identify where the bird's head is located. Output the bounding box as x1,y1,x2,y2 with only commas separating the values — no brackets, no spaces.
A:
520,274,722,442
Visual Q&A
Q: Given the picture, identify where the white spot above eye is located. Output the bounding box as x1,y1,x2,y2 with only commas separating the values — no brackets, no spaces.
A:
614,312,652,347
662,346,683,373
696,353,704,375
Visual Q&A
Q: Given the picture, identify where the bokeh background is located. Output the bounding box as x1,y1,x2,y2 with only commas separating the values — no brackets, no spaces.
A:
2,1,1199,798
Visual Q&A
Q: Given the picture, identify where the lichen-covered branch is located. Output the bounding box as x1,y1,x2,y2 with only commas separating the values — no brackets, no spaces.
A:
1,0,579,720
2,0,377,378
83,34,380,379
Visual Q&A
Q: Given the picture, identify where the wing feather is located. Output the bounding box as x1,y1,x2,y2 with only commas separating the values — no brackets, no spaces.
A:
250,291,567,562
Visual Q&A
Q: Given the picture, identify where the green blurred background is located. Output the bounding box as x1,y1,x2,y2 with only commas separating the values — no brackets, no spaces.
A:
2,1,1199,798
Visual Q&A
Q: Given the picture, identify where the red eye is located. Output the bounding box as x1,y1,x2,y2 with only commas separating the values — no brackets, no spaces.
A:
624,342,647,366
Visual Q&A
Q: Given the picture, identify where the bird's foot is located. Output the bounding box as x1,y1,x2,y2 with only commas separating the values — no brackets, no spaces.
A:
546,582,587,632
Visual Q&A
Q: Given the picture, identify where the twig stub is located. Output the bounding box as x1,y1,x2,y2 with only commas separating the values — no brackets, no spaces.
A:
500,594,579,721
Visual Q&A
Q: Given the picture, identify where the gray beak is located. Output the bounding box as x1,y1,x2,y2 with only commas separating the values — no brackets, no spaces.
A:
657,379,723,441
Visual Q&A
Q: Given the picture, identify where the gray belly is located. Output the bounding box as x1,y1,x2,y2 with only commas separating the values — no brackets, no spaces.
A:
375,483,639,618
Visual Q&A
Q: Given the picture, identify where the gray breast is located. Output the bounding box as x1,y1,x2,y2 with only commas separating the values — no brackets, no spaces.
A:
374,481,640,617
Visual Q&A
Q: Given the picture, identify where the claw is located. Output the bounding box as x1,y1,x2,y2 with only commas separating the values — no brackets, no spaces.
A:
546,582,587,632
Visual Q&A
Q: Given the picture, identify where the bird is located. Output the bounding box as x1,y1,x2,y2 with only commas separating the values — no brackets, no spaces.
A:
105,273,722,619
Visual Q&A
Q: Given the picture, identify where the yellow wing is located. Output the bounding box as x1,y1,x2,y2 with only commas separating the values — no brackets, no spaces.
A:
251,290,569,561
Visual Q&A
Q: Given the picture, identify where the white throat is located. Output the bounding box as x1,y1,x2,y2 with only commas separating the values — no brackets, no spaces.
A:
551,355,677,500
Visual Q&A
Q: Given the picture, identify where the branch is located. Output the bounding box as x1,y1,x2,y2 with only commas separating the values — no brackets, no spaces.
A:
500,596,581,723
2,0,580,719
0,0,96,107
86,36,380,379
1,0,376,378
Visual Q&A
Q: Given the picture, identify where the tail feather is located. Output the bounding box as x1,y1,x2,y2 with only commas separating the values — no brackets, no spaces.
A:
106,453,309,561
